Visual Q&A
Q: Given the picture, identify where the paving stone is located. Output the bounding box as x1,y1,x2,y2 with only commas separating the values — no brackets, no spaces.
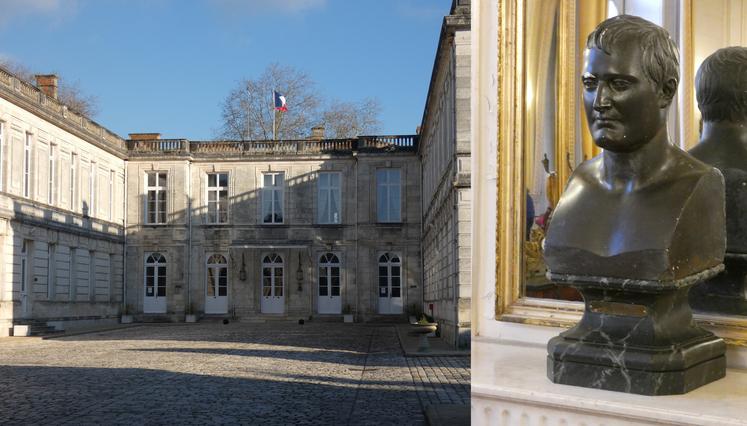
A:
0,323,470,425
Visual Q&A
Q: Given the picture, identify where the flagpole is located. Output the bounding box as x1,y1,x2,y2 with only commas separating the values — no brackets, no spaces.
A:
272,90,276,141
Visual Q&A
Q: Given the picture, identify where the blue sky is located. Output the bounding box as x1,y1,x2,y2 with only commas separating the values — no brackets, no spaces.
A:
0,0,451,139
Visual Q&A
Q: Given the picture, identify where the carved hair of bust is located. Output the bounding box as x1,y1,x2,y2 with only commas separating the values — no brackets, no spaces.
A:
696,47,747,123
586,15,679,94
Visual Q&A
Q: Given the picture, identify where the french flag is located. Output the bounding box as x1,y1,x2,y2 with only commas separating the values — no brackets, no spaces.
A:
274,91,288,112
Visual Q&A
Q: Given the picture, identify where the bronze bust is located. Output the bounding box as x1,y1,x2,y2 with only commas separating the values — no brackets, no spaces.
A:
544,15,726,395
689,47,747,314
544,15,725,280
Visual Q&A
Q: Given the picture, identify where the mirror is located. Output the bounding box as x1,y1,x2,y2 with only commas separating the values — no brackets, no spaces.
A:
517,0,747,318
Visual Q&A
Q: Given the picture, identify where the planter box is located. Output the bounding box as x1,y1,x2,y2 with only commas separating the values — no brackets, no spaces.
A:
120,315,133,324
185,314,197,323
343,314,354,323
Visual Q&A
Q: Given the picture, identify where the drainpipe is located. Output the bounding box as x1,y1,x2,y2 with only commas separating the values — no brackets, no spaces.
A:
186,161,192,315
122,163,128,315
353,151,359,321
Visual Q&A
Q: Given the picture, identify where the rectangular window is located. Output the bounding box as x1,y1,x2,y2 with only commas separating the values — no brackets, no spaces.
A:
261,172,284,224
109,170,115,221
70,153,77,212
47,243,56,300
207,173,229,224
318,172,341,224
376,168,402,222
109,254,115,303
0,121,4,191
146,172,168,224
89,250,95,301
89,161,96,216
23,133,31,197
69,247,76,301
48,144,57,205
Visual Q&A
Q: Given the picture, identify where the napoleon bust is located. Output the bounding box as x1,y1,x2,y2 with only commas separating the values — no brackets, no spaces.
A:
543,15,725,281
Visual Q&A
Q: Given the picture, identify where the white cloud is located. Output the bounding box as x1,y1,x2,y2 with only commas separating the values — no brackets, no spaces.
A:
0,0,78,29
209,0,327,16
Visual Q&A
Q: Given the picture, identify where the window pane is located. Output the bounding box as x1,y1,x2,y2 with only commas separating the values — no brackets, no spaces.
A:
391,287,400,298
377,185,388,221
392,266,400,277
219,173,228,187
319,278,328,296
208,191,216,202
264,174,272,186
391,185,401,221
262,189,273,223
319,187,330,223
263,267,271,277
148,173,155,186
392,276,400,288
208,174,216,187
275,173,284,186
331,286,340,297
157,285,166,297
379,266,387,277
332,267,340,277
319,173,328,186
330,189,339,223
331,173,340,187
379,287,388,297
158,173,167,187
207,268,215,296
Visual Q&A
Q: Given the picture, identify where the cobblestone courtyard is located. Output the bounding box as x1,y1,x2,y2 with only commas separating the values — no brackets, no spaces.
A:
0,323,469,425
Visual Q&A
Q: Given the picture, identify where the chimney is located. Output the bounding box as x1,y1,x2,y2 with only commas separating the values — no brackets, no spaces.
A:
35,74,58,100
310,125,325,140
128,133,161,140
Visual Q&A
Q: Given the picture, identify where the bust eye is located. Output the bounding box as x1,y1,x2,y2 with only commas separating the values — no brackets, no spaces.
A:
610,79,631,90
582,78,598,90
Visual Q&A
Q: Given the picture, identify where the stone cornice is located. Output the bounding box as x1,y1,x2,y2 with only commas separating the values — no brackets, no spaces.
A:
0,67,128,158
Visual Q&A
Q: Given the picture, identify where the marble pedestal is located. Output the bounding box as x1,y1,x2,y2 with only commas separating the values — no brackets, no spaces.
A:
547,266,726,395
690,253,747,315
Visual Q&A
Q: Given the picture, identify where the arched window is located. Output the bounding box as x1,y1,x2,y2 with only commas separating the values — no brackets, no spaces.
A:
319,253,341,297
206,254,228,298
378,252,401,299
262,254,284,297
145,252,166,298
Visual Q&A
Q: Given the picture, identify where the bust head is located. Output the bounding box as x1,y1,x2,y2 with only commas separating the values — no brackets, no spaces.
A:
582,15,679,153
696,47,747,124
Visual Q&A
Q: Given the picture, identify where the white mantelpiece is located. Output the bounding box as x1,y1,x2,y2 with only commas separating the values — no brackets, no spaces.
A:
472,332,747,425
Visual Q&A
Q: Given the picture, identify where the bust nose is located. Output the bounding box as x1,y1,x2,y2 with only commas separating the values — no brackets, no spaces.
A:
593,83,612,111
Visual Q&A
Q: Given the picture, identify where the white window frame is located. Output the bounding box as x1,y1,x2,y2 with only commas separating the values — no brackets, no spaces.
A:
48,143,57,205
47,243,56,300
145,171,168,224
109,170,115,221
318,171,342,224
376,168,402,223
206,172,229,224
69,247,77,301
23,133,32,198
89,161,96,216
0,121,4,191
261,172,284,224
70,153,77,212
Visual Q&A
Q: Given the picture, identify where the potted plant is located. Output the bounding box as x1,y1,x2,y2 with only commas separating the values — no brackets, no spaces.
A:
410,314,438,352
342,304,354,323
121,304,134,324
185,303,197,323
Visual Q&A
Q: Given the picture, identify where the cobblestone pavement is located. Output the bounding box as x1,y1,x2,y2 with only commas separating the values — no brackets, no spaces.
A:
0,322,470,425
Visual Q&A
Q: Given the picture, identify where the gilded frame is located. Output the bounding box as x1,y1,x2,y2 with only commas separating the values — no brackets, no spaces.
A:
494,0,747,346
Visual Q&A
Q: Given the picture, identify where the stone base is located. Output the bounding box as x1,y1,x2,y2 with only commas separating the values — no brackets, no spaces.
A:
547,348,726,396
546,268,726,395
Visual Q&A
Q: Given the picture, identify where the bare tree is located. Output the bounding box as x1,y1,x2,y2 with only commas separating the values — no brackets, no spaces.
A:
217,63,383,141
0,58,99,117
218,63,320,141
321,98,381,138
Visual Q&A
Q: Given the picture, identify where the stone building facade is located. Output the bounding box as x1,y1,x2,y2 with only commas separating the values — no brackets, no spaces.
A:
124,136,421,321
419,0,471,348
0,69,127,335
0,64,422,335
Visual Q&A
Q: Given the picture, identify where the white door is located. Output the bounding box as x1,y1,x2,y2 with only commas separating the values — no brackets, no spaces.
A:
205,254,228,314
20,241,29,318
144,253,167,314
261,254,284,314
378,253,403,314
318,253,341,314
